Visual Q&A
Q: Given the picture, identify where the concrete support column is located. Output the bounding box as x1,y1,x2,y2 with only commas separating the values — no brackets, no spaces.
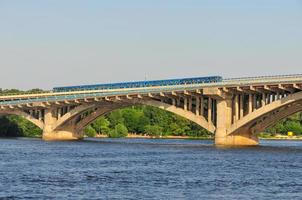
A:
215,96,259,146
248,94,253,114
234,95,239,122
200,96,204,116
42,108,81,141
262,93,266,107
172,98,176,106
195,97,200,115
253,95,257,111
215,97,232,145
184,97,188,111
266,94,271,104
239,95,244,119
272,94,276,102
208,98,212,123
57,108,62,118
276,92,280,100
43,108,57,136
175,97,180,107
38,110,42,121
188,97,192,112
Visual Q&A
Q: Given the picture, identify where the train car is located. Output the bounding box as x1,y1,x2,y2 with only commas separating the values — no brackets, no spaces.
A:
53,76,222,93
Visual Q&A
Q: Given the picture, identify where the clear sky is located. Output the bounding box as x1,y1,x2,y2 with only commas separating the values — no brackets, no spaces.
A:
0,0,301,90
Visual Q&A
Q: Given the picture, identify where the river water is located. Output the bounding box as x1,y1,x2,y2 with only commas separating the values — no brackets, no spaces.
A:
0,138,302,199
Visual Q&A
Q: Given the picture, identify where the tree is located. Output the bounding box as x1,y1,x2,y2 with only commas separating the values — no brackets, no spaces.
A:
91,116,110,134
84,125,97,137
144,125,163,137
107,123,128,138
108,110,124,128
283,121,302,135
121,108,143,133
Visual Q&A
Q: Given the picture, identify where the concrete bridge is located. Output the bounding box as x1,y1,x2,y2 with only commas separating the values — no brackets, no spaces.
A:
1,74,302,146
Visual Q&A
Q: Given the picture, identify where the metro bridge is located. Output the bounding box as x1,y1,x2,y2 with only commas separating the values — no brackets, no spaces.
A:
1,74,302,146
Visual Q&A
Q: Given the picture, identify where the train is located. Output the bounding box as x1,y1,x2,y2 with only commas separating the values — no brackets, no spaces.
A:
53,76,223,93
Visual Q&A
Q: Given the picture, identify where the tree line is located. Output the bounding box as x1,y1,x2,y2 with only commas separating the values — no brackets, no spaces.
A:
84,105,212,138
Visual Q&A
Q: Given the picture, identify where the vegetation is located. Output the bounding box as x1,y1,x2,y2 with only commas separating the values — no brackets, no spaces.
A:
82,105,212,138
264,113,302,136
0,115,42,137
0,88,46,95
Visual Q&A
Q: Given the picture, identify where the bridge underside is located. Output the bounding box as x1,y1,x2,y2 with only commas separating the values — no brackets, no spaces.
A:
40,97,216,141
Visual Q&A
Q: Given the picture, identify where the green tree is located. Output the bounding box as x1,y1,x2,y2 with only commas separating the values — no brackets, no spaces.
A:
144,125,163,137
107,123,128,138
108,110,124,128
84,125,97,137
121,108,143,133
283,121,302,135
0,115,42,137
91,116,110,134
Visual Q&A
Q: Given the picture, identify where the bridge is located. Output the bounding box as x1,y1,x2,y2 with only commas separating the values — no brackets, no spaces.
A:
1,74,302,146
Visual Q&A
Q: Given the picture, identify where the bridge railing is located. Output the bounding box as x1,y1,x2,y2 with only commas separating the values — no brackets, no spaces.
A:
223,74,302,82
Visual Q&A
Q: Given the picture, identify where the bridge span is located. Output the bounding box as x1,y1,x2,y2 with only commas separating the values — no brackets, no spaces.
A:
1,74,302,146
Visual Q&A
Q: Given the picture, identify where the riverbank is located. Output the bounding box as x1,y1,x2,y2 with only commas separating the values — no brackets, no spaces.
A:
259,136,302,140
258,133,302,140
95,133,302,140
94,134,213,140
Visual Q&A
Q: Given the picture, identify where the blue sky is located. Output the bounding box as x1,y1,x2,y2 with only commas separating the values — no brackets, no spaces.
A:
0,0,301,89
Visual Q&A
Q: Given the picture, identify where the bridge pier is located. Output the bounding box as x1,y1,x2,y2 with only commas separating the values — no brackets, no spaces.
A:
42,130,81,141
215,129,259,146
214,96,259,146
42,108,82,141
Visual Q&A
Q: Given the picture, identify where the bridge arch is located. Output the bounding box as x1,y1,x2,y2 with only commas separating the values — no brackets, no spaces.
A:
0,109,44,130
228,91,302,136
54,99,215,135
251,101,302,134
54,103,97,129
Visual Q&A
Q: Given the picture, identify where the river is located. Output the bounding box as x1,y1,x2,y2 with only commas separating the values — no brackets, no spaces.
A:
0,138,302,199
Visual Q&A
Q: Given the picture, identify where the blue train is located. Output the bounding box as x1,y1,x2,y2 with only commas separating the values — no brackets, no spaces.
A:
53,76,222,92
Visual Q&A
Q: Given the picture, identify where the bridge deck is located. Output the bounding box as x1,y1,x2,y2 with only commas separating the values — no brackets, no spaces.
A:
1,74,302,106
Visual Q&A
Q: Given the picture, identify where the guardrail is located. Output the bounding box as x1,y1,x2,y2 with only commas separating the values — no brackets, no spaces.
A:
223,74,302,82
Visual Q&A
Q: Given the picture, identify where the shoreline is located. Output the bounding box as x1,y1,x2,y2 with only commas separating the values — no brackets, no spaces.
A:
95,134,302,141
1,135,302,141
94,134,213,140
259,137,302,141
